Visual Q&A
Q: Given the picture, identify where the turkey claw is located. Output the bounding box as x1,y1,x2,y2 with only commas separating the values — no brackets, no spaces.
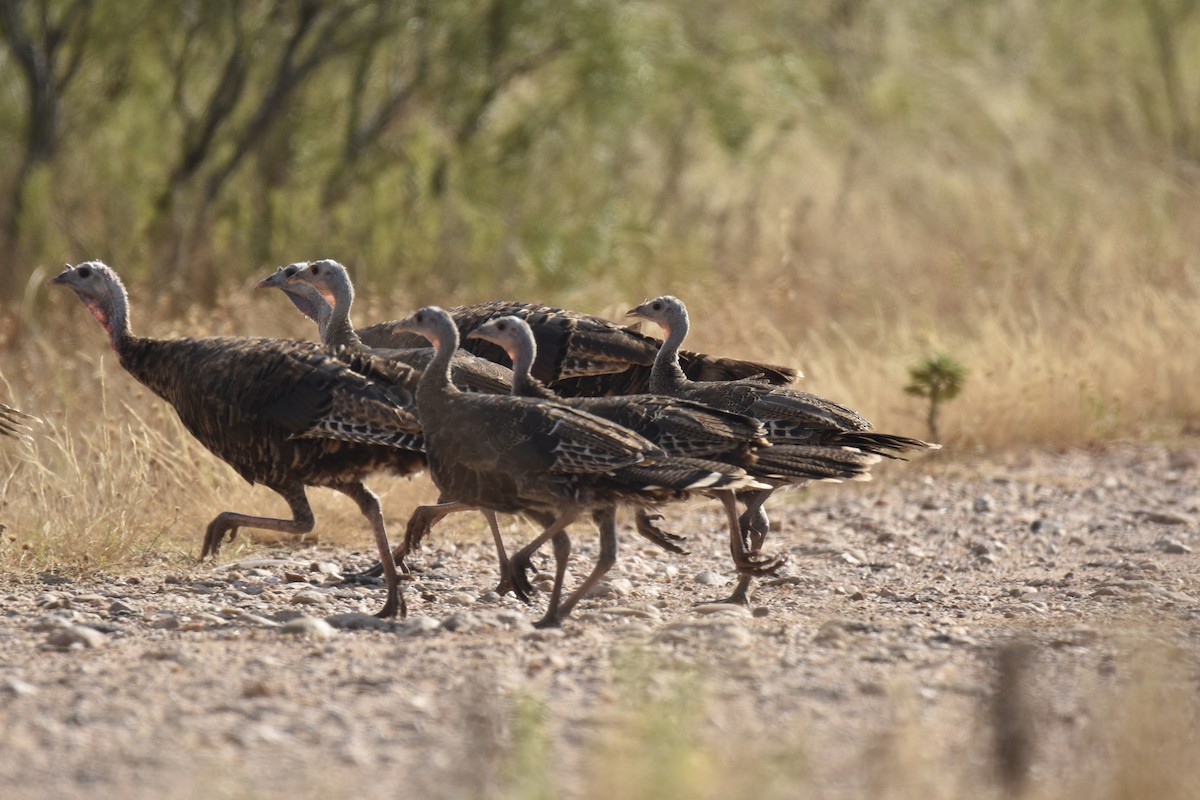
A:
734,549,787,578
635,510,689,555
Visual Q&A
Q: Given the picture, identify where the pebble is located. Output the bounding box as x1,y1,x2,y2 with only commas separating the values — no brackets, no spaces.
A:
46,624,106,649
279,616,336,640
974,495,996,513
107,600,136,615
3,677,38,696
445,591,476,606
290,589,329,606
694,571,730,587
1157,539,1193,555
1030,518,1064,536
1137,510,1193,526
592,577,635,597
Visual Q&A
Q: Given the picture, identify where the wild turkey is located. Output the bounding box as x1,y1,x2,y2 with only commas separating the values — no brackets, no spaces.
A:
0,403,37,441
468,315,883,592
270,259,531,593
51,261,427,618
259,262,799,397
259,261,513,395
278,259,712,582
626,295,940,603
394,304,769,627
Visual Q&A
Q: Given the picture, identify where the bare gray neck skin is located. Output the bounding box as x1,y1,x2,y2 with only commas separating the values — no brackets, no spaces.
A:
77,275,131,352
323,275,364,349
105,284,132,351
648,312,690,395
505,325,539,396
417,316,461,401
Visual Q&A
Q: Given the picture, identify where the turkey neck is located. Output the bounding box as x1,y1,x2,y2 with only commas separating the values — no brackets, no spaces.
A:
91,278,138,359
322,274,364,349
97,284,180,404
648,311,690,396
415,316,461,411
505,324,539,396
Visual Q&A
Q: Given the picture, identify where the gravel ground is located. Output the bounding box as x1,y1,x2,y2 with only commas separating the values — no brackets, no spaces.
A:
1,444,1198,799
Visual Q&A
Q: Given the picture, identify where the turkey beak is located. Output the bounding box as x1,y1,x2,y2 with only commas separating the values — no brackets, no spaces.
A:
50,266,73,286
255,273,279,289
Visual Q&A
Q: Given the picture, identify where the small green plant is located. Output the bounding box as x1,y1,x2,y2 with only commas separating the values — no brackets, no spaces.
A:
905,352,967,443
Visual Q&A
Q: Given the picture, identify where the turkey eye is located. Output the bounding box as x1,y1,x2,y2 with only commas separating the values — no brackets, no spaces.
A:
284,265,296,276
312,266,321,275
78,266,92,279
652,302,662,311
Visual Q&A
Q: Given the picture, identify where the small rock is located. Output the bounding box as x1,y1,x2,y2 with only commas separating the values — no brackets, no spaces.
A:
237,613,280,628
694,571,730,587
974,495,996,513
444,591,476,607
107,600,136,615
1157,539,1193,555
148,614,180,630
290,589,329,606
325,612,392,631
279,616,336,640
838,552,862,566
592,577,635,597
315,561,343,577
46,624,105,649
1136,510,1193,526
1030,518,1063,536
2,677,37,696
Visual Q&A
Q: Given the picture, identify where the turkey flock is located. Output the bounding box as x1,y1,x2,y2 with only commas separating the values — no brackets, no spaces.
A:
51,260,937,628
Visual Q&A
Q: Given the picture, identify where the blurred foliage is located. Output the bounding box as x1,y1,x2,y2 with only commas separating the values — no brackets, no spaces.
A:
1,0,1199,316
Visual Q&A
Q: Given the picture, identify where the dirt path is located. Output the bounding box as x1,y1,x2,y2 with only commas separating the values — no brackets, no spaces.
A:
1,445,1197,799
